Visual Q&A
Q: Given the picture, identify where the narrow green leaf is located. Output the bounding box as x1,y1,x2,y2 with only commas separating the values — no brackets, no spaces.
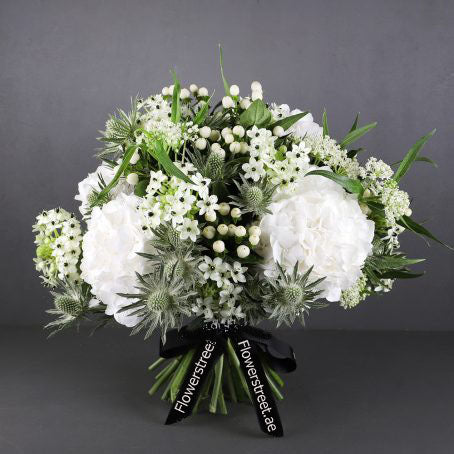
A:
340,122,377,149
239,99,272,128
349,113,360,133
209,355,224,413
322,109,329,137
393,129,436,182
150,140,193,184
347,148,364,158
193,92,214,125
391,156,438,168
94,144,138,203
171,70,181,124
398,215,453,250
305,169,364,194
379,270,425,279
218,44,230,96
368,255,425,270
269,111,308,131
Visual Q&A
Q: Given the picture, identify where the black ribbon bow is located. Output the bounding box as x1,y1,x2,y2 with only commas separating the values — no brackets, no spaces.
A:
159,322,296,437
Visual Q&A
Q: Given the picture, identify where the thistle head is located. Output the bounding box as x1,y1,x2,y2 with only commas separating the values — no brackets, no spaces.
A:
54,295,81,317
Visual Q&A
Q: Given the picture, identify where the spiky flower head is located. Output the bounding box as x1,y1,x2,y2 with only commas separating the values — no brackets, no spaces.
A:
46,280,93,336
118,266,197,341
230,176,276,217
262,263,326,326
206,150,225,180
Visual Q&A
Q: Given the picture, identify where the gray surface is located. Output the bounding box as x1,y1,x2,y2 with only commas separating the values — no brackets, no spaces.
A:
1,327,454,453
1,0,454,328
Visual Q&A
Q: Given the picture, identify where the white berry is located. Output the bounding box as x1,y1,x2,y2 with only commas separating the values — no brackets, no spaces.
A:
205,211,217,222
224,133,234,144
222,96,235,109
229,142,241,153
189,84,198,93
232,125,245,138
199,126,211,138
229,84,240,96
198,87,208,97
195,138,207,150
217,224,229,235
213,240,225,253
129,150,140,165
126,173,139,185
249,235,260,246
180,88,190,100
231,208,241,219
251,81,262,92
218,202,230,216
273,126,285,137
251,90,263,101
202,226,216,239
240,98,251,109
235,226,246,237
237,245,250,258
248,226,261,237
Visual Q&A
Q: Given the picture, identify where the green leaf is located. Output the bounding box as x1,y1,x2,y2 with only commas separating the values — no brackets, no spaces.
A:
134,179,149,197
349,113,360,133
94,144,138,203
398,215,453,250
193,92,214,125
379,270,425,279
322,109,329,137
218,44,230,96
339,122,377,149
269,111,308,131
367,255,425,271
170,70,181,124
391,155,438,168
365,200,386,217
347,148,364,158
393,129,436,182
305,169,364,194
239,99,272,128
149,140,193,184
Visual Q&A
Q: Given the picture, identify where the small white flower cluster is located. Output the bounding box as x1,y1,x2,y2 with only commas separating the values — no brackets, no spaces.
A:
305,135,362,179
380,180,411,228
339,273,369,309
362,157,394,181
139,163,219,242
33,208,82,284
193,256,248,322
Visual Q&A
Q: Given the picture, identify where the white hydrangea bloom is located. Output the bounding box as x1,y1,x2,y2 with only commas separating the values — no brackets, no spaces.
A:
80,193,154,327
75,164,132,217
270,104,323,138
258,168,375,302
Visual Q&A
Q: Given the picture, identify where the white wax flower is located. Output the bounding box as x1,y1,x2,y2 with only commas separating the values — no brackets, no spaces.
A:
258,168,374,302
80,193,153,327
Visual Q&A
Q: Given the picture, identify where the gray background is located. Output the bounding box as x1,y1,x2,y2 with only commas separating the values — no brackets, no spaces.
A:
1,0,453,329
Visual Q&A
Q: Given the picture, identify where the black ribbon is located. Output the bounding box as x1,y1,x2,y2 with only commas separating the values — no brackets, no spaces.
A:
160,322,296,437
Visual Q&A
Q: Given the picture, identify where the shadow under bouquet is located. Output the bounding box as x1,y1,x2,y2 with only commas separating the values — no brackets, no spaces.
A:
32,50,450,437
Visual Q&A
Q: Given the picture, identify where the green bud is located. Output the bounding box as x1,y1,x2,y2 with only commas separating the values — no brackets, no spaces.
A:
36,244,53,260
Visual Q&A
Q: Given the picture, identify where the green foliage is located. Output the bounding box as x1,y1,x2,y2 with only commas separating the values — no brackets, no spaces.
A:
393,129,436,183
218,44,230,96
322,109,329,137
305,169,364,195
339,122,377,149
171,70,181,124
239,100,272,128
269,111,308,131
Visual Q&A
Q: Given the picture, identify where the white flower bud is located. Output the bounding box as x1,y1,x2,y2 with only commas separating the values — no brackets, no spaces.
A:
273,126,285,137
189,84,198,93
222,96,235,109
363,189,372,198
161,86,169,96
180,88,190,100
209,130,221,142
249,235,260,246
217,224,229,235
129,150,140,165
126,173,139,185
221,127,232,137
229,84,240,96
235,226,246,237
232,125,245,138
405,208,412,217
224,133,234,144
168,84,174,95
251,90,263,101
213,240,225,253
229,142,241,153
205,211,217,222
211,142,222,152
218,202,230,216
237,245,250,258
213,147,225,159
195,138,207,150
202,226,216,239
228,224,236,236
240,98,251,109
199,126,211,138
231,207,241,219
248,225,261,237
251,81,262,92
240,142,249,154
198,87,209,97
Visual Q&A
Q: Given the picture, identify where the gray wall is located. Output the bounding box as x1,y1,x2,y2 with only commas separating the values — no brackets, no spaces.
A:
1,0,453,329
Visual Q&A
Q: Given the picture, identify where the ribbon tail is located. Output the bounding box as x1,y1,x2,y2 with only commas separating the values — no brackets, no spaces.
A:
165,337,224,425
231,334,284,437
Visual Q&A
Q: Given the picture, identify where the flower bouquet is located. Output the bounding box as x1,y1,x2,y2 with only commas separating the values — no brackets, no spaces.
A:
33,49,450,437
